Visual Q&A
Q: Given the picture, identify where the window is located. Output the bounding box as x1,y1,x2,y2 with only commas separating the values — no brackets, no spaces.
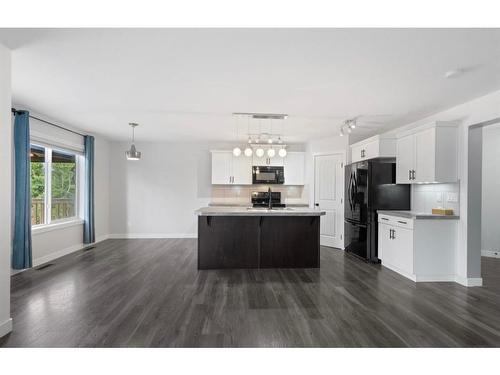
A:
30,144,81,227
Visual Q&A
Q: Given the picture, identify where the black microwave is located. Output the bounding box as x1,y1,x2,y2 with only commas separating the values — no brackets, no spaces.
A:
252,166,285,184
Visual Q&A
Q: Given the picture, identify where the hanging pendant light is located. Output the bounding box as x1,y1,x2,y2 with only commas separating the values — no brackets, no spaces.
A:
125,123,141,160
244,147,253,157
233,147,242,157
279,147,287,158
255,148,265,157
267,148,276,157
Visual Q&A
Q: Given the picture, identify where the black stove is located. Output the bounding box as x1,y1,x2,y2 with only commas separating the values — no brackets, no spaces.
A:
251,191,285,208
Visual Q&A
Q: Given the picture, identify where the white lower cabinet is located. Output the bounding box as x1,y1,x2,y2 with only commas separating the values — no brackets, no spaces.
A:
378,213,457,282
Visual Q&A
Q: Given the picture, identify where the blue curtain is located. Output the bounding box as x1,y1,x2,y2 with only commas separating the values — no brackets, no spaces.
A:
83,135,95,244
12,111,32,269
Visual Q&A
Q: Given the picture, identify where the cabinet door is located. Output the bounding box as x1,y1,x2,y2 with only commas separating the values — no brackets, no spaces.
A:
363,140,378,160
414,128,436,183
391,226,414,275
378,223,394,265
396,134,414,184
268,154,284,166
211,151,232,184
232,155,252,185
252,153,267,166
284,152,305,185
351,144,364,163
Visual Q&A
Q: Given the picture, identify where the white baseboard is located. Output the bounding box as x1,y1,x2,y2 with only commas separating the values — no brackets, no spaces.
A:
415,275,456,282
0,318,13,338
454,275,483,287
33,234,110,267
11,234,111,275
482,249,500,258
108,233,197,239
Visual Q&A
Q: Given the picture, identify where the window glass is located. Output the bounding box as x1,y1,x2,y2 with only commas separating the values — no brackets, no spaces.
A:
51,150,77,221
30,145,46,225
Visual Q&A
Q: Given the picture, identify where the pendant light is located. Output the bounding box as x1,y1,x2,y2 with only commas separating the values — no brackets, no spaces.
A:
255,148,265,157
125,123,141,160
232,114,242,157
243,117,253,157
267,148,276,157
278,147,287,158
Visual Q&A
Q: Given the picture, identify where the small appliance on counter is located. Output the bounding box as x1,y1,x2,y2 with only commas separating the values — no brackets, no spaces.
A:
251,191,286,208
431,208,454,215
252,166,284,184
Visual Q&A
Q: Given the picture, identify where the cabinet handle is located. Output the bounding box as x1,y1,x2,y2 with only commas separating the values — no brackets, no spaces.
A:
397,220,407,225
392,229,396,239
381,217,389,221
389,229,392,239
412,170,416,180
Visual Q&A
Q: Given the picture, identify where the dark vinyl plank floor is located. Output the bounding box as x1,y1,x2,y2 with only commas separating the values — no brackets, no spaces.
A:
2,239,500,347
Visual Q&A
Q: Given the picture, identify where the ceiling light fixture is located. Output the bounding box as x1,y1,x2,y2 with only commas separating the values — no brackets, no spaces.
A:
244,147,253,157
255,148,265,157
267,148,276,158
125,123,142,160
278,147,287,158
444,69,463,79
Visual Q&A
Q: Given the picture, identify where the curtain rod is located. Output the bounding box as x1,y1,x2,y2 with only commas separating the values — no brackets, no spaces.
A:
12,108,86,137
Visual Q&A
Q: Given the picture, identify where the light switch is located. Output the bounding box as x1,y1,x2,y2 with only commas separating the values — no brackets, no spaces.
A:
435,192,443,203
447,192,459,203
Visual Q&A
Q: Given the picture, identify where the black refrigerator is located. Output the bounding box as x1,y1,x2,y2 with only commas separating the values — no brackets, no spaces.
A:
344,159,411,262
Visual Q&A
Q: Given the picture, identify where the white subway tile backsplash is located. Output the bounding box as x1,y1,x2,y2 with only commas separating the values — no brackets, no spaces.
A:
411,182,460,215
209,185,308,205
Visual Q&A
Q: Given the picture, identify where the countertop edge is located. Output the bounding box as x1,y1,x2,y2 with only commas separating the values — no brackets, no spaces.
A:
377,210,460,220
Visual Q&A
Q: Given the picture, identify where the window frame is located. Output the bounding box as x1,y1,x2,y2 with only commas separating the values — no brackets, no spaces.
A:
30,142,83,229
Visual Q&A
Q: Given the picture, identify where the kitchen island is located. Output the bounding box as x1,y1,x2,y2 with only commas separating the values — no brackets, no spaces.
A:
195,207,326,269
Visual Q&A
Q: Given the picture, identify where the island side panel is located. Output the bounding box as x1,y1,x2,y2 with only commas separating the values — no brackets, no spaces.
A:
198,216,260,269
259,216,320,268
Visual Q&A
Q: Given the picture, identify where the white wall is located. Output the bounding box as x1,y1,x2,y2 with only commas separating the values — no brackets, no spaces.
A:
412,183,460,215
482,123,500,256
385,89,500,285
0,43,13,337
109,141,216,237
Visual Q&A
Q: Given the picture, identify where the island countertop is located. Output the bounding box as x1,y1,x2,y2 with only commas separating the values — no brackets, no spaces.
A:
195,206,326,216
378,210,460,220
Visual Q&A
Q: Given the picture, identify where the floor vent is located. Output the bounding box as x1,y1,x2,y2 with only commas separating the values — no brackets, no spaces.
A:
35,263,54,271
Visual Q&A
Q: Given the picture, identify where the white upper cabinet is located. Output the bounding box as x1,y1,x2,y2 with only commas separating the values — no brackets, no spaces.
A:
283,152,305,185
252,153,284,166
350,135,396,164
396,121,458,184
232,153,253,185
211,151,252,185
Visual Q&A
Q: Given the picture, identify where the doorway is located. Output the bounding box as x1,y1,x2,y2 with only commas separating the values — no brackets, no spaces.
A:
314,153,344,248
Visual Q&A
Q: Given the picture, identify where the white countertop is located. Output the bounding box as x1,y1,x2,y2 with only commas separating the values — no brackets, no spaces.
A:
378,210,460,220
196,206,326,216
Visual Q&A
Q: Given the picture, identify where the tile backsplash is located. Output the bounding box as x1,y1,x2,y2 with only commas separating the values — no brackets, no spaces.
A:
412,183,460,215
210,185,309,206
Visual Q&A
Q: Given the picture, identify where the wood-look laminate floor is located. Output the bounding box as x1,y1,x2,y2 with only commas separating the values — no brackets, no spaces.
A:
2,239,500,347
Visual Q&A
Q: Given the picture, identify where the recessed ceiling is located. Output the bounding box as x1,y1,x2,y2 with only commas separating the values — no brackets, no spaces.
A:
1,28,500,142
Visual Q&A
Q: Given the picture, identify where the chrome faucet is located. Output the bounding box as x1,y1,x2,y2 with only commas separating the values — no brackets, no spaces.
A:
268,187,272,209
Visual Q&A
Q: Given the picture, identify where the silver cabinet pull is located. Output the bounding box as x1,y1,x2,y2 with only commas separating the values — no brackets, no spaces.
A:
409,170,412,181
397,220,407,224
381,217,389,221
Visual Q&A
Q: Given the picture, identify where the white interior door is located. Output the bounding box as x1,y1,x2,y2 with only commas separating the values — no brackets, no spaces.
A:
314,154,344,248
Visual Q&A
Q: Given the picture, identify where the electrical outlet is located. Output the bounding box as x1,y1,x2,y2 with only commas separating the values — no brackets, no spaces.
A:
435,192,443,203
447,192,459,203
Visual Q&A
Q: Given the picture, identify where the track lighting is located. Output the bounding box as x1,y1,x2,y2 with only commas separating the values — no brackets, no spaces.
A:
126,123,142,160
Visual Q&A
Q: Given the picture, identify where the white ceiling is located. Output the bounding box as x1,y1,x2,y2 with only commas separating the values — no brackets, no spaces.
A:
1,28,500,142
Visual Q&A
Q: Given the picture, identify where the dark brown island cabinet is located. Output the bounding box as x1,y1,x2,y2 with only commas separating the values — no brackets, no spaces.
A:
196,207,326,269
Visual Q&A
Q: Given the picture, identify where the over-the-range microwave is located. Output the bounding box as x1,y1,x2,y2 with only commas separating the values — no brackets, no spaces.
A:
252,166,285,184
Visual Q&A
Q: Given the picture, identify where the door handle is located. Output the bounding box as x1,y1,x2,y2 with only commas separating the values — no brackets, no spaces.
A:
315,203,319,207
